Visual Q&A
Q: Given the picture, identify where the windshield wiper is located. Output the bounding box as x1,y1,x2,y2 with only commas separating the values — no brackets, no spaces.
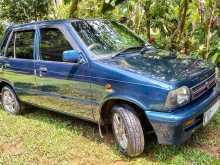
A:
111,46,143,58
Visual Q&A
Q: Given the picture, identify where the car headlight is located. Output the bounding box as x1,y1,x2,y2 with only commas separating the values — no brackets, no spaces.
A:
165,86,191,109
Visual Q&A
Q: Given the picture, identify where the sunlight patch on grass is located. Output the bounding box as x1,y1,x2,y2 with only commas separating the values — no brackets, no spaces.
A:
0,108,219,164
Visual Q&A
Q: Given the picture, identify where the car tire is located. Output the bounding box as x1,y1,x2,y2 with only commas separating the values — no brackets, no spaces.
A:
1,86,22,115
111,105,145,157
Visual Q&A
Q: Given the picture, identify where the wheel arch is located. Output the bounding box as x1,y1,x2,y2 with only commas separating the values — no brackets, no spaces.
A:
100,97,153,131
0,80,15,93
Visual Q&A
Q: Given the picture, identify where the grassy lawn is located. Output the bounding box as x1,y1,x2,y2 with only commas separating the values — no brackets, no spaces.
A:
0,105,219,165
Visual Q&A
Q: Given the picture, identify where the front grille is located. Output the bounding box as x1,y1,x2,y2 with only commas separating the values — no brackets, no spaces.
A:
191,73,216,100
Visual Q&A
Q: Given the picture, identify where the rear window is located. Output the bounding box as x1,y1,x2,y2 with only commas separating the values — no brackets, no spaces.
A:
5,30,35,59
0,29,11,56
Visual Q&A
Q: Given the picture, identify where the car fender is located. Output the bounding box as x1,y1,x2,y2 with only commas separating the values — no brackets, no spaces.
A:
99,92,148,113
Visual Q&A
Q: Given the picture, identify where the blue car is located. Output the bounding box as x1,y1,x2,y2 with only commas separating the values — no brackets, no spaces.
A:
0,19,219,157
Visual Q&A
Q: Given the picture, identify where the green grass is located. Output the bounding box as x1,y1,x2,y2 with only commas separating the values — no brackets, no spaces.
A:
0,106,219,165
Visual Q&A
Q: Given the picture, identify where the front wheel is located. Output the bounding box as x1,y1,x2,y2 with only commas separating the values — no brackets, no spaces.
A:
1,86,22,115
111,105,145,157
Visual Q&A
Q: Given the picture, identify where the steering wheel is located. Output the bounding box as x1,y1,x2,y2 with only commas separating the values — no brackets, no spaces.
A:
88,43,101,50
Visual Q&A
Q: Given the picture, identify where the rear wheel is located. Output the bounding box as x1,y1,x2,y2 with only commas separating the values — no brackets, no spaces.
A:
1,86,22,115
111,105,145,157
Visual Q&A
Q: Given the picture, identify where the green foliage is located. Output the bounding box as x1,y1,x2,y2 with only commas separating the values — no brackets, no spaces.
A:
51,2,72,19
0,0,220,64
0,23,4,39
101,0,126,13
0,0,50,23
77,0,104,18
0,21,8,40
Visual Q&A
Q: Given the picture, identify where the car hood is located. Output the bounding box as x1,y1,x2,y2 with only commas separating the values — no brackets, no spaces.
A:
98,50,215,85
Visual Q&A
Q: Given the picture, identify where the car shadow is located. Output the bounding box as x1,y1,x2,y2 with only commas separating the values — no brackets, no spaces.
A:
22,104,115,145
22,104,159,154
21,104,220,161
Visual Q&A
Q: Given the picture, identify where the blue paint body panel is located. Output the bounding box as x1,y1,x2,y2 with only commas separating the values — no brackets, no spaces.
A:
0,19,219,145
145,89,218,144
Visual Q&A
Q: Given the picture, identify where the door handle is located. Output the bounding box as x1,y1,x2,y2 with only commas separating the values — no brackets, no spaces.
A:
4,63,10,68
39,66,48,72
0,64,3,72
0,63,10,72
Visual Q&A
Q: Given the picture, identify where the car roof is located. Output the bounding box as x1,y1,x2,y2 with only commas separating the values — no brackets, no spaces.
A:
10,19,107,29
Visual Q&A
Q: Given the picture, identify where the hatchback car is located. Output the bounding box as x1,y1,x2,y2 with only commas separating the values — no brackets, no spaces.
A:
0,19,219,157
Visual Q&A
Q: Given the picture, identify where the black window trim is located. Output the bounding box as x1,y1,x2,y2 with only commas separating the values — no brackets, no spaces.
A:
4,26,36,61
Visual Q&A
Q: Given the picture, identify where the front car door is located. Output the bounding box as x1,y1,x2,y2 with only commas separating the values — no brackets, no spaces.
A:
0,27,37,102
34,24,93,121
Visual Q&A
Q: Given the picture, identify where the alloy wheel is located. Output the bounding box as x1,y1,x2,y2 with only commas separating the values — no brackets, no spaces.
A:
112,113,128,150
2,89,16,113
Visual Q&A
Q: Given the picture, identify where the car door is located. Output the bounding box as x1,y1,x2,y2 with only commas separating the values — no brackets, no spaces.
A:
34,25,94,120
0,28,37,102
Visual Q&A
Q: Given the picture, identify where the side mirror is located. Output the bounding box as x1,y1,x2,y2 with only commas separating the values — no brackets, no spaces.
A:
63,50,84,64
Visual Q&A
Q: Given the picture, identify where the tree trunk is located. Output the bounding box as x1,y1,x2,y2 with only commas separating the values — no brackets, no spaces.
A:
179,0,188,38
52,0,64,18
143,0,151,40
146,20,151,40
205,15,215,59
53,0,63,9
69,0,79,18
101,0,126,14
171,0,189,49
203,1,217,59
198,0,205,24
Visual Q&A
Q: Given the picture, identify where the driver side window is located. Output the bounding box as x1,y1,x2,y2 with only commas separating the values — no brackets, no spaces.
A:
40,28,73,62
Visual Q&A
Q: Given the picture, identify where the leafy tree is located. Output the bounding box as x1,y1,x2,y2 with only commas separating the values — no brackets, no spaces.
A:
0,0,50,23
101,0,126,14
69,0,79,18
0,0,220,64
0,23,4,39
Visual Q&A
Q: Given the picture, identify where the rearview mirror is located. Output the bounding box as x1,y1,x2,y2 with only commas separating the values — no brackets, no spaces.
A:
62,50,83,64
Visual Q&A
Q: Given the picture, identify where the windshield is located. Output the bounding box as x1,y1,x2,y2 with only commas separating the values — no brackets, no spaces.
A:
72,20,146,59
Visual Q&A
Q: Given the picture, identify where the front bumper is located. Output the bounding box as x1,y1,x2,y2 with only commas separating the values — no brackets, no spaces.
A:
145,89,219,144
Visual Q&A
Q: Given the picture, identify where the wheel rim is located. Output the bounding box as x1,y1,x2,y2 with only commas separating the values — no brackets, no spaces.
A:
113,113,128,150
2,90,16,113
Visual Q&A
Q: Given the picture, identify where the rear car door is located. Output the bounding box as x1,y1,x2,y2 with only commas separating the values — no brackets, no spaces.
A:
0,28,37,102
34,24,93,120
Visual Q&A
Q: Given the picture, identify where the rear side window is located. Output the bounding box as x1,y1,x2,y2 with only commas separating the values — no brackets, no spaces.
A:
5,33,15,58
40,28,72,62
6,30,35,59
0,29,11,56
